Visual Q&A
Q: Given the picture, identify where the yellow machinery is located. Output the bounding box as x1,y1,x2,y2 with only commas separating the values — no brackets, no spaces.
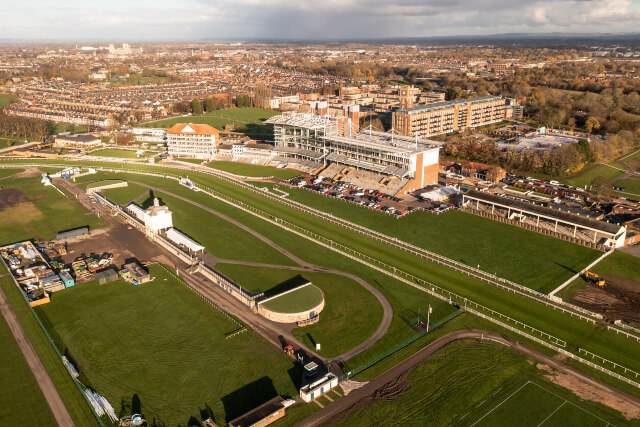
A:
584,270,605,287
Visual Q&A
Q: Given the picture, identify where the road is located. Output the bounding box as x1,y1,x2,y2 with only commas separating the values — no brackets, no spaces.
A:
302,329,640,426
0,279,75,427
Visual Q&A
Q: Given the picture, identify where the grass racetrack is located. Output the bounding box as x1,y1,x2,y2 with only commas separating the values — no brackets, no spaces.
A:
205,160,301,179
254,183,599,292
0,299,57,426
35,265,299,426
87,149,147,159
217,264,385,358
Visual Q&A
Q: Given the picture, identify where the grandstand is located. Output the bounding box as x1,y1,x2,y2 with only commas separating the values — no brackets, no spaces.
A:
266,113,442,194
462,190,627,249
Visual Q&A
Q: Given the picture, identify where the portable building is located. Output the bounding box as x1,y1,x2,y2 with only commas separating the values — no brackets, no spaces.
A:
120,263,150,285
55,227,89,241
59,270,75,288
96,269,119,285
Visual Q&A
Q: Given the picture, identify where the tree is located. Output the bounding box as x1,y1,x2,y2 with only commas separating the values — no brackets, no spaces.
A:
191,98,203,115
205,98,215,113
585,116,600,134
590,175,611,202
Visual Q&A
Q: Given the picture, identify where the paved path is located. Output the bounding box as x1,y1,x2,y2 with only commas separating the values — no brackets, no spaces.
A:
302,329,640,426
0,283,74,426
131,183,394,363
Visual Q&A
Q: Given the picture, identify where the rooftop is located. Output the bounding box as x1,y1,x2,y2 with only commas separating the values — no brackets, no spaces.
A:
398,95,503,115
166,123,219,135
464,189,624,235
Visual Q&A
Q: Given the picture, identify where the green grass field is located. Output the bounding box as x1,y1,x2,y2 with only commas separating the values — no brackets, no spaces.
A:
216,264,385,358
0,168,23,179
5,161,640,391
0,276,99,425
87,149,145,159
0,175,108,245
86,179,126,189
206,161,301,179
101,182,150,205
140,108,278,135
334,340,627,426
0,93,18,109
471,381,612,427
614,177,640,196
0,300,57,426
35,265,300,426
563,163,625,188
253,182,598,292
260,284,323,313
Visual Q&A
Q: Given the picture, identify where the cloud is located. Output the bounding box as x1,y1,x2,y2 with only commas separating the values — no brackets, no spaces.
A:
0,0,638,40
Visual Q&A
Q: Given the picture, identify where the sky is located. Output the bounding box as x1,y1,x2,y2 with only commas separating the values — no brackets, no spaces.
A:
1,0,640,41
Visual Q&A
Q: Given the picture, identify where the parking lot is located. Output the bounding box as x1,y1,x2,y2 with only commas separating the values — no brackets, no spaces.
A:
284,175,457,217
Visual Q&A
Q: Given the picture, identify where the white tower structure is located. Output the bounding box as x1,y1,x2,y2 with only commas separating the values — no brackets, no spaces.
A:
143,198,173,232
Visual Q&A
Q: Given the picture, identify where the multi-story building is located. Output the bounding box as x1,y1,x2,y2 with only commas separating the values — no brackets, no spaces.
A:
266,112,441,194
166,123,219,158
392,96,507,138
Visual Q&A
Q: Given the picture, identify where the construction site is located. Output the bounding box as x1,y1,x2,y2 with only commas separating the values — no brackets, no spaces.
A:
568,269,640,325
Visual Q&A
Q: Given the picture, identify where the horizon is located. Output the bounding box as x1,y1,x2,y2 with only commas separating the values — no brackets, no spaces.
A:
2,0,640,41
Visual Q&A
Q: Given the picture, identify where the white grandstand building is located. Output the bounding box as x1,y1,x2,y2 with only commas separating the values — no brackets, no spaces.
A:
266,112,442,194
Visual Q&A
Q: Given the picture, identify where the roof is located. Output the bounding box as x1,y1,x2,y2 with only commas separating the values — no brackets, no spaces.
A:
228,396,284,427
166,123,219,135
166,228,205,252
397,96,504,115
464,189,624,235
55,133,100,142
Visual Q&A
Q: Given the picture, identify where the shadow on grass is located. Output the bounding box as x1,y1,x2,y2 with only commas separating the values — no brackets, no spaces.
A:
554,262,579,275
221,376,278,422
264,274,308,296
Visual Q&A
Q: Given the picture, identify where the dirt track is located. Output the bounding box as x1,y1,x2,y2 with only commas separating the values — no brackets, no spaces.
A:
0,278,74,427
301,329,640,426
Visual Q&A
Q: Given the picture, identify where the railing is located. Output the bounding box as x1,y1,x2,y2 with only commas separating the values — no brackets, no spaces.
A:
5,160,640,386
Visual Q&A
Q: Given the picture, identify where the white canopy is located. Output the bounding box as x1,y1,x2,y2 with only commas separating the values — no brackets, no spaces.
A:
166,228,204,252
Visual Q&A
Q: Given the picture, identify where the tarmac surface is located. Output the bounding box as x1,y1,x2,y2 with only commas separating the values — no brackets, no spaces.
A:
0,275,75,427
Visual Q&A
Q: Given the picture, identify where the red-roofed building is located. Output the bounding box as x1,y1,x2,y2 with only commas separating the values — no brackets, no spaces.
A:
166,123,220,158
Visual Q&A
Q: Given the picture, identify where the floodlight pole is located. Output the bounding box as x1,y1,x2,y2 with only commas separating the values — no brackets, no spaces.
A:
427,304,431,332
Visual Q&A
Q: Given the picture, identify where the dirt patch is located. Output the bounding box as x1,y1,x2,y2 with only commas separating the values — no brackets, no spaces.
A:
0,202,42,227
536,363,640,420
0,188,29,209
570,280,640,324
10,168,41,179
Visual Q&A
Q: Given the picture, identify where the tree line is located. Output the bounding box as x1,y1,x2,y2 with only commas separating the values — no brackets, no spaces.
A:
0,112,48,142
